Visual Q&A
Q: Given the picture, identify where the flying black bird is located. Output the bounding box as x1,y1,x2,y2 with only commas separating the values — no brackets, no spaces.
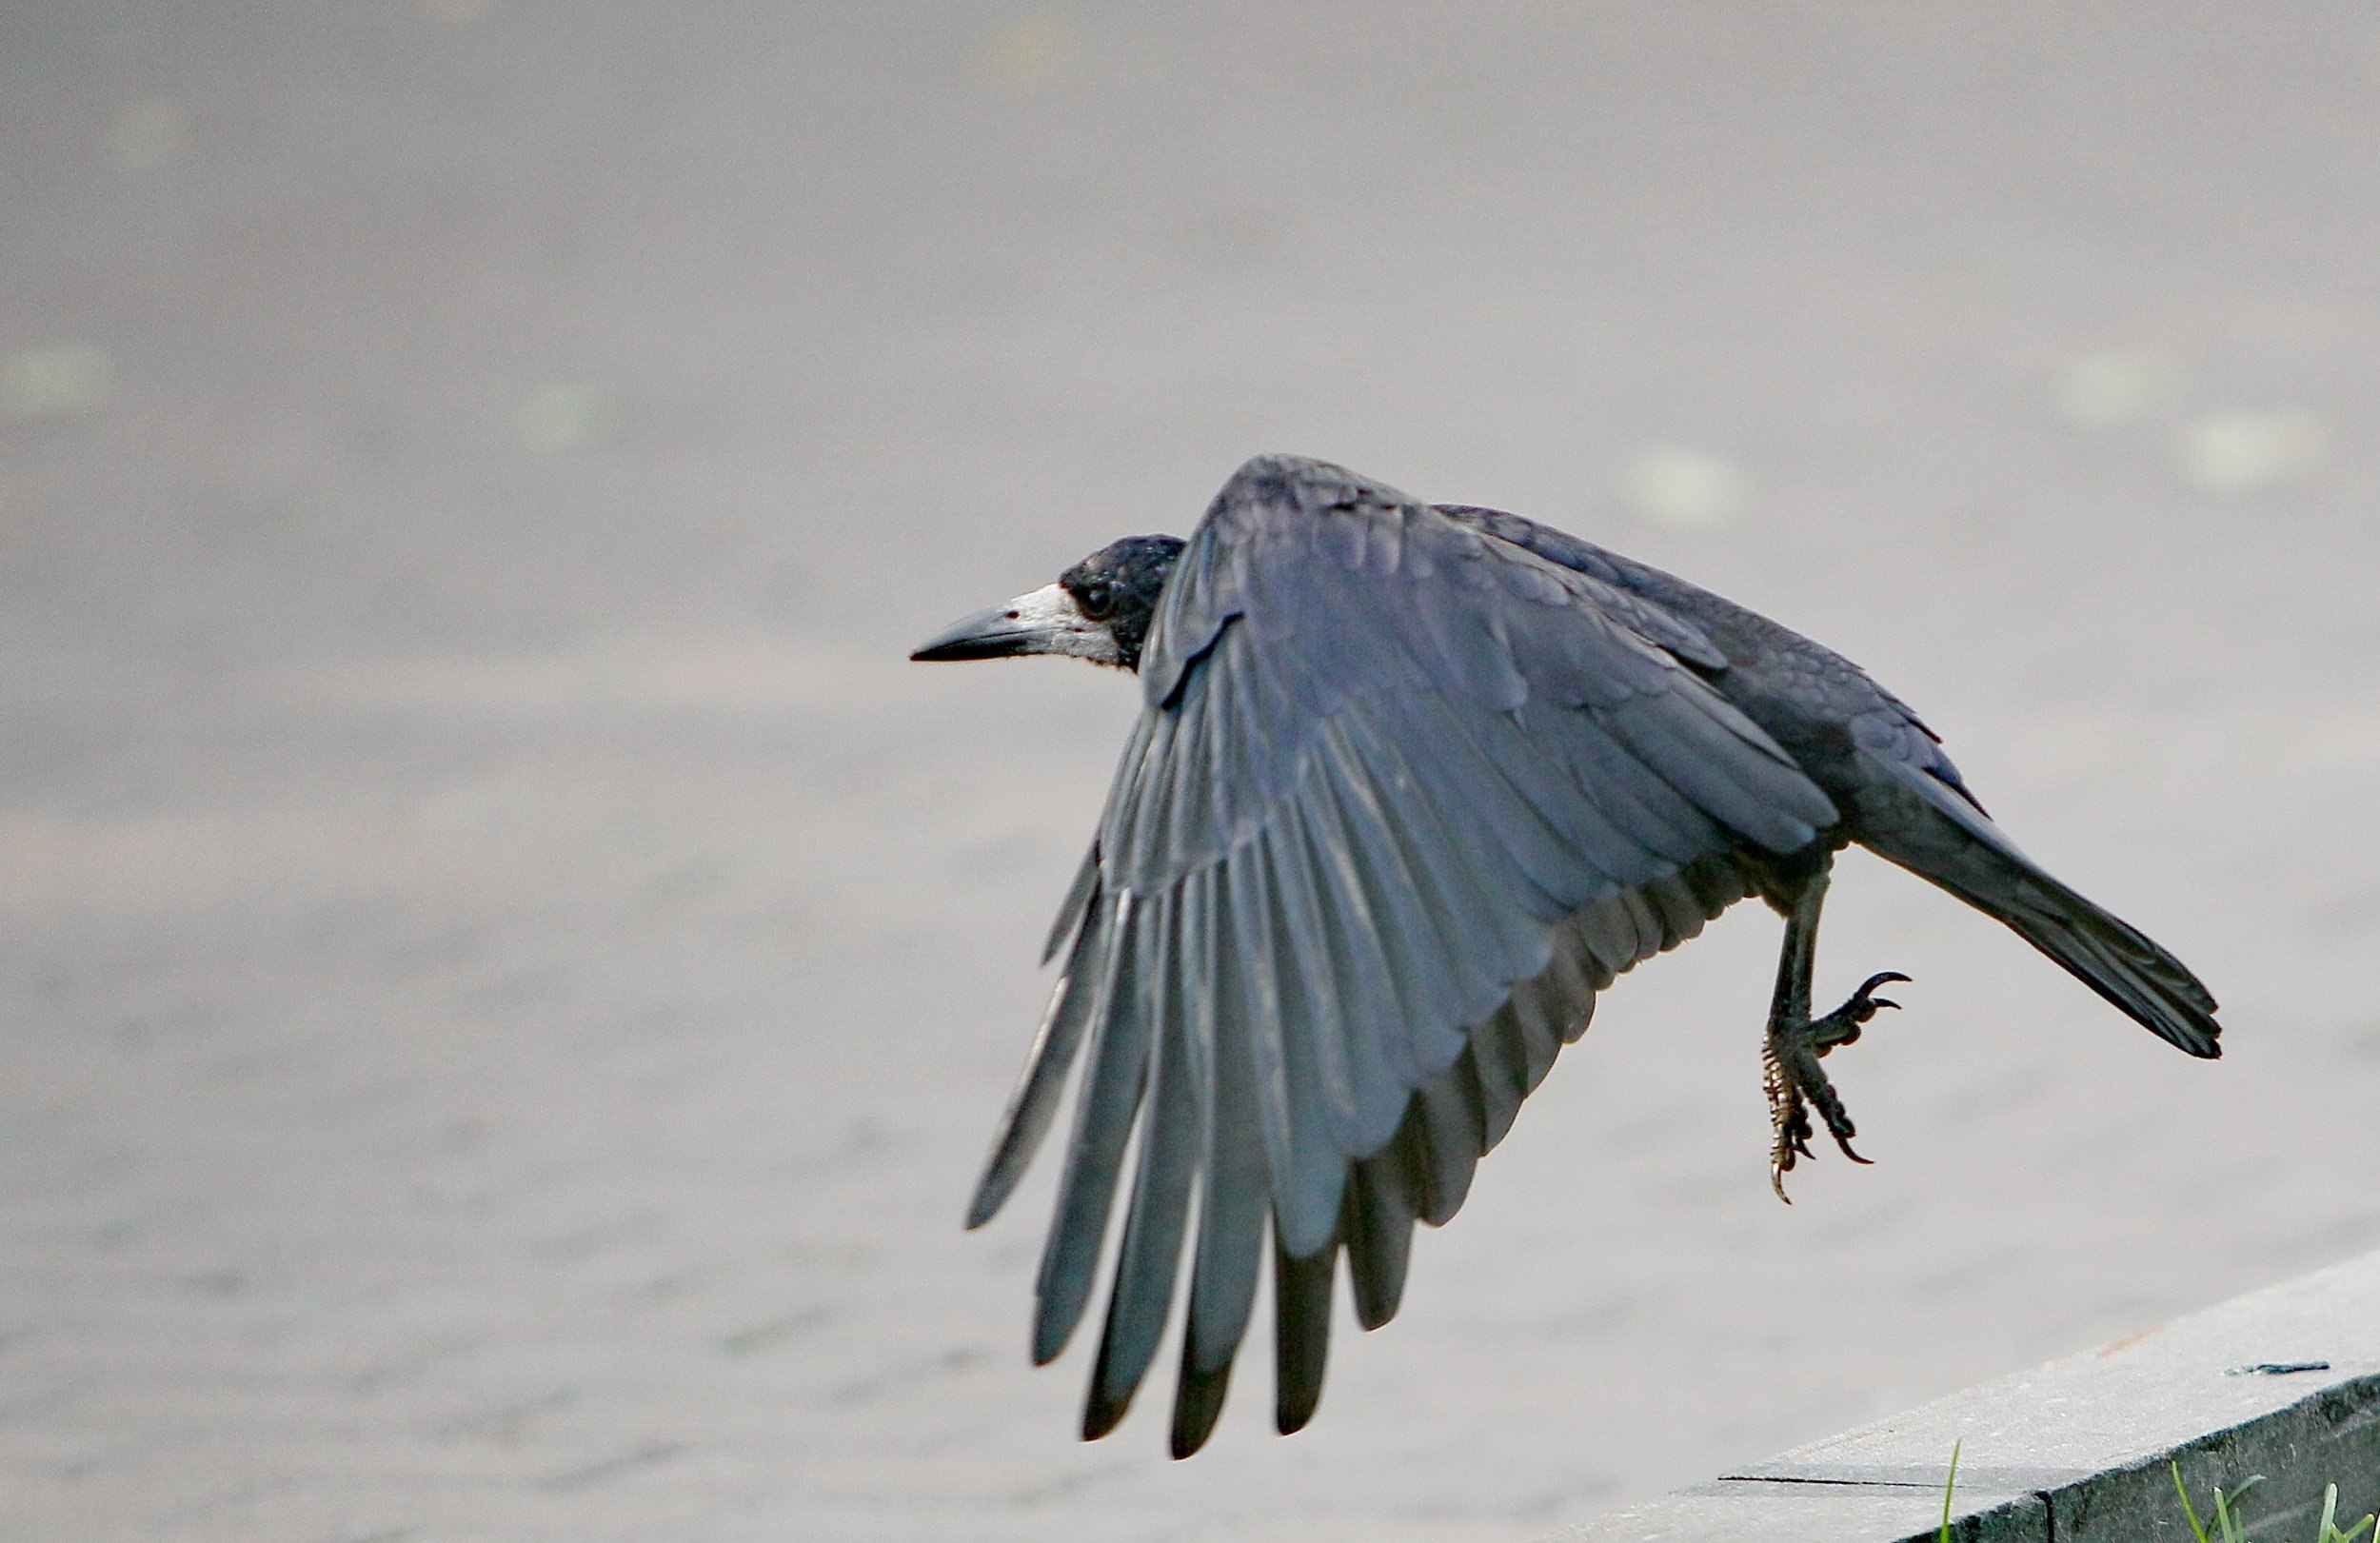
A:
911,454,2218,1457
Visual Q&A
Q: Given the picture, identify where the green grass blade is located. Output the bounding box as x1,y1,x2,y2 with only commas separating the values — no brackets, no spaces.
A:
2207,1474,2264,1543
2174,1462,2213,1543
2318,1480,2377,1543
1937,1438,1961,1542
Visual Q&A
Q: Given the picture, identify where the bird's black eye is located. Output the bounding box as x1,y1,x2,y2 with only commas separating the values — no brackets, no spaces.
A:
1076,580,1117,621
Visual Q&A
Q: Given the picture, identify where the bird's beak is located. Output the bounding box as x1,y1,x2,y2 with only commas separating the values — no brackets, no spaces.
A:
910,583,1090,663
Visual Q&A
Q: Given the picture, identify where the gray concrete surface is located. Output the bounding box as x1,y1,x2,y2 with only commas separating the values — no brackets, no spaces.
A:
4,5,2380,1541
1551,1245,2380,1541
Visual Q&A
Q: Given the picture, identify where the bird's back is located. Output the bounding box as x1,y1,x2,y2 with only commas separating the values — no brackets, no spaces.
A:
1433,503,1989,828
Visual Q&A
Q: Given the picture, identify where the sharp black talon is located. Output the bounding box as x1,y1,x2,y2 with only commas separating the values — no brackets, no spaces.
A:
1810,970,1914,1053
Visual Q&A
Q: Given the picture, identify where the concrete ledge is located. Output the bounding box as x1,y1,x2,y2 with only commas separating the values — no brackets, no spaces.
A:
1542,1249,2380,1543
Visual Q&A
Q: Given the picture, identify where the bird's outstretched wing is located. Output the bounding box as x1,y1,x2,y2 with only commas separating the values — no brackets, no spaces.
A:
967,455,1841,1454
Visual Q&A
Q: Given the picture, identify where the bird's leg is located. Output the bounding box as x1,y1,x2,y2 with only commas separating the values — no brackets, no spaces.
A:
1760,870,1830,1198
1762,863,1910,1201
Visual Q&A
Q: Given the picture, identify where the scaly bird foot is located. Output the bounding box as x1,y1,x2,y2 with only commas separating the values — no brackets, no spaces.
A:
1765,972,1911,1201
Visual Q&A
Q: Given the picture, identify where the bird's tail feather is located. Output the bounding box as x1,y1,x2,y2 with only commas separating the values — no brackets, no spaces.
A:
1991,871,2219,1057
1882,817,2220,1058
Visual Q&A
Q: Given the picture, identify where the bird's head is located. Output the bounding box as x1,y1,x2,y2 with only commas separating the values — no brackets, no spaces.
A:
911,534,1185,673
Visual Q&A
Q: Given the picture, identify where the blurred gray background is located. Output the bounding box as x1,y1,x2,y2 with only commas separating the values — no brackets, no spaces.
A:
5,4,2380,1540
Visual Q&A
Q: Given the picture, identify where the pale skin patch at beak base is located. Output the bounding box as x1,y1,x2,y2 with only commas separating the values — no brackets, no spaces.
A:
912,583,1122,666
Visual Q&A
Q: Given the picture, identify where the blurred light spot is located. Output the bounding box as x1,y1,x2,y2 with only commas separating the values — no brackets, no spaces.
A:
3,347,113,423
109,99,189,172
2182,410,2326,494
2050,352,2175,428
978,12,1072,94
1625,447,1742,529
515,385,618,453
421,0,489,21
